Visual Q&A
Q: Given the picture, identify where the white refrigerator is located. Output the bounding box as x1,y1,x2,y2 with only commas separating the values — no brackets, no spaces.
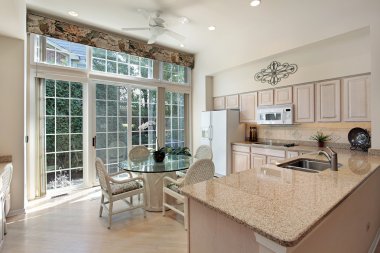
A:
200,110,245,177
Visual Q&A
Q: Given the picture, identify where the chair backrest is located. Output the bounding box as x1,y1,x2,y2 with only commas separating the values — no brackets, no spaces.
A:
183,159,215,186
95,158,111,194
129,146,150,162
194,145,213,160
1,163,13,195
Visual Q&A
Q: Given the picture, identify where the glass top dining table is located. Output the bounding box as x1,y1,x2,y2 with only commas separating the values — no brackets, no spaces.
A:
118,154,194,211
118,154,193,173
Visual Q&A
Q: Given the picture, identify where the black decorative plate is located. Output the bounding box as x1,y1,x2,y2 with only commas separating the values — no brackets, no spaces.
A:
348,127,371,151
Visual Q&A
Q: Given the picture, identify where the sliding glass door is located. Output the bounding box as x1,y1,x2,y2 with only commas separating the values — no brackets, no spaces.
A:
43,79,84,192
95,83,128,174
94,83,157,174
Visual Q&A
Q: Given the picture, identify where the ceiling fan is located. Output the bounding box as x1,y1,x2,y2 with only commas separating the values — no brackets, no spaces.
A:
122,9,186,45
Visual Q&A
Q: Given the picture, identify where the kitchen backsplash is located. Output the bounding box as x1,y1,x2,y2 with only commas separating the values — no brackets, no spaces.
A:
246,122,371,145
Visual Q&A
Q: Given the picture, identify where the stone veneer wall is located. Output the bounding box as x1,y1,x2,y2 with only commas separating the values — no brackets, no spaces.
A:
27,12,195,68
246,122,371,146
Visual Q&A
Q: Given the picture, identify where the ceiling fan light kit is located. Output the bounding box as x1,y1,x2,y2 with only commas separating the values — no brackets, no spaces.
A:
250,0,261,7
68,11,79,17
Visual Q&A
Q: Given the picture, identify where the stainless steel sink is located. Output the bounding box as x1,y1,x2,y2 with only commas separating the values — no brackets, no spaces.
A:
278,158,341,173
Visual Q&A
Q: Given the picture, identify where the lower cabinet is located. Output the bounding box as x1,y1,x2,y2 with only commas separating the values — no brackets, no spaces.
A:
232,145,251,173
231,145,313,173
232,151,250,173
250,154,266,169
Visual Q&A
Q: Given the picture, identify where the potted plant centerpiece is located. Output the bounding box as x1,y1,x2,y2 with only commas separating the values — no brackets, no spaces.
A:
310,131,332,148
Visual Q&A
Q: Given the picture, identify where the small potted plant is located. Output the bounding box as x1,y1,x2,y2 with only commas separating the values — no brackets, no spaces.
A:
153,147,166,162
310,131,332,148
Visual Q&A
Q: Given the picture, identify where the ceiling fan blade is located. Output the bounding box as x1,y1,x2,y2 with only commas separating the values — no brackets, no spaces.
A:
164,29,185,42
122,28,150,31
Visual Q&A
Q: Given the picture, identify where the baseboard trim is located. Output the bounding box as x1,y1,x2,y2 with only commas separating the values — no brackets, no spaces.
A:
7,208,26,217
369,227,380,253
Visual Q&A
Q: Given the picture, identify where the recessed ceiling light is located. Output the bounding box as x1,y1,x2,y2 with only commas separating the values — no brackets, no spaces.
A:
68,11,79,17
208,26,216,31
179,17,189,24
250,0,261,7
180,44,185,48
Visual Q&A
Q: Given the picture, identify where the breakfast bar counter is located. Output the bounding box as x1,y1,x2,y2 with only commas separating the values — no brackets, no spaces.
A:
182,150,380,253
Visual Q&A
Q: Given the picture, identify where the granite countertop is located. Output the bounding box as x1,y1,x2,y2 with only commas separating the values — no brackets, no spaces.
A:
181,150,380,247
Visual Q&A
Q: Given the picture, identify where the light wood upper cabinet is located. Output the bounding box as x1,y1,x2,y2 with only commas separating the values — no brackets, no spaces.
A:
342,75,371,122
316,80,341,122
294,83,315,123
226,94,239,109
239,92,257,123
274,87,293,105
258,89,274,106
250,154,266,169
213,97,225,110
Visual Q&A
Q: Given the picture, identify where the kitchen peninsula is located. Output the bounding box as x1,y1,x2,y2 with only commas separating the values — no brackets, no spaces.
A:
182,150,380,253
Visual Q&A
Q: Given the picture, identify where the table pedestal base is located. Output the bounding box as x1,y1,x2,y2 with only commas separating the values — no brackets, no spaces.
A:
143,172,176,212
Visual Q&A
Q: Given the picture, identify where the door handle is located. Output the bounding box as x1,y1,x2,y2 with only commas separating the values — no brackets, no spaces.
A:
92,136,96,147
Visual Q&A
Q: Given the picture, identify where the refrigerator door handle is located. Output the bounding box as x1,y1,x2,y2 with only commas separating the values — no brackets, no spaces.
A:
209,126,213,141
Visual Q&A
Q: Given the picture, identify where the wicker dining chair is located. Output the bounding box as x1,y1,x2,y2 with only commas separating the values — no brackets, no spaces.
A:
1,163,13,235
129,146,150,162
194,145,213,160
176,145,213,178
95,158,146,229
162,159,215,230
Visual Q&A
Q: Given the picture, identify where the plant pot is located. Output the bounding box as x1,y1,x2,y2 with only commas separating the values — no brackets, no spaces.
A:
153,151,165,162
318,141,325,148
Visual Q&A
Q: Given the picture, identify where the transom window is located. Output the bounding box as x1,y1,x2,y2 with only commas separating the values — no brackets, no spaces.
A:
35,36,87,69
92,48,153,79
162,62,189,84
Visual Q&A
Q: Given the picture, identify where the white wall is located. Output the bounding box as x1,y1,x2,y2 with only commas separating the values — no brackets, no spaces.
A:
213,28,370,96
0,36,25,213
0,0,26,214
370,19,380,148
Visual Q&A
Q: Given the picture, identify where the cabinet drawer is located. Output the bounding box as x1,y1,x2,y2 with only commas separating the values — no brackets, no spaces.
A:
267,156,285,165
286,151,299,158
251,147,285,157
232,145,250,153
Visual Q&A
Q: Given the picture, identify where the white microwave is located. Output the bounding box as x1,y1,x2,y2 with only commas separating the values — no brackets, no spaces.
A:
256,104,294,125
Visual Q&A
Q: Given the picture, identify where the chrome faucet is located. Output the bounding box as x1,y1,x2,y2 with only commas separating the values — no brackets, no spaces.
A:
318,147,338,171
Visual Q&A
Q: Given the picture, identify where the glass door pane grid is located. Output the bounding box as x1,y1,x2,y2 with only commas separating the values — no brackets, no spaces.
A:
95,83,128,174
44,79,84,191
131,88,157,151
165,92,185,148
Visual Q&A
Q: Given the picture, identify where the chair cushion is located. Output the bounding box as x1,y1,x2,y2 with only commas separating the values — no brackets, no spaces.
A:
166,183,181,193
111,181,141,195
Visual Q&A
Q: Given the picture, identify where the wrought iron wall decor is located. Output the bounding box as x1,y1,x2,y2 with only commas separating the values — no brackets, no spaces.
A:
254,61,298,86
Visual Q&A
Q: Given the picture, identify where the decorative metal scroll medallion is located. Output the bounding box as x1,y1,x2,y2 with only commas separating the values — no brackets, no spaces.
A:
254,61,298,86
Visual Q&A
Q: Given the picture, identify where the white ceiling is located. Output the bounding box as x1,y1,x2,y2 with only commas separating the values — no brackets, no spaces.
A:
26,0,379,74
0,0,26,40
